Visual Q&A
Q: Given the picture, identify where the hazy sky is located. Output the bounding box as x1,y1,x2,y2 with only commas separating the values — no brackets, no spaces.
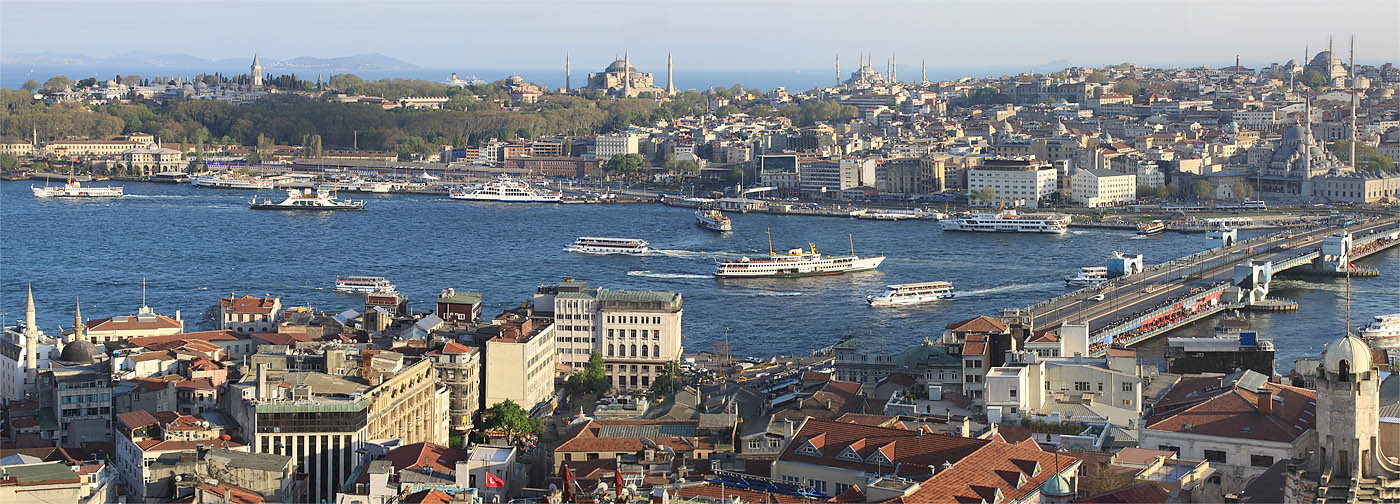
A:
3,0,1397,70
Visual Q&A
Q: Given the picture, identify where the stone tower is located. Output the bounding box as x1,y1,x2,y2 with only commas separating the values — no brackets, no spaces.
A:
666,52,675,96
251,53,264,87
1315,334,1380,478
24,283,37,381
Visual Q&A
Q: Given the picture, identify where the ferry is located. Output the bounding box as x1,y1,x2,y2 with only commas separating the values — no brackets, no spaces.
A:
1166,313,1274,375
566,237,650,256
1359,314,1400,349
695,208,733,232
714,231,885,279
31,175,125,198
867,281,955,307
1137,220,1166,236
941,209,1070,233
249,188,366,211
335,275,396,294
449,176,561,202
1064,266,1109,287
192,173,276,190
151,171,191,184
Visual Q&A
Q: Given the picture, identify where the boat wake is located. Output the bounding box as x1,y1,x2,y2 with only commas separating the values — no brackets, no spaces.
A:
651,248,743,260
955,281,1060,297
1270,279,1399,295
738,290,803,297
627,270,710,280
1129,235,1149,240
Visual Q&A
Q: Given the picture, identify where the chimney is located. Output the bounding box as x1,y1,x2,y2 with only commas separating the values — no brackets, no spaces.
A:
256,362,268,399
960,417,971,438
1258,392,1273,416
455,461,470,488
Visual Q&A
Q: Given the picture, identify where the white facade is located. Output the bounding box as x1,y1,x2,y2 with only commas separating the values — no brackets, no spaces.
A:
595,133,639,162
484,322,557,414
1071,169,1137,207
968,158,1058,208
984,352,1144,427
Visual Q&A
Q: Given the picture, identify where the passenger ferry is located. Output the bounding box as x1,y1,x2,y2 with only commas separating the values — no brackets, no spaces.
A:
249,188,366,211
867,281,955,307
192,173,277,190
1137,220,1166,236
566,237,650,256
335,275,396,294
714,231,885,279
695,208,733,232
151,171,191,183
1359,313,1400,349
449,176,561,202
941,209,1070,233
31,175,125,198
1064,266,1109,287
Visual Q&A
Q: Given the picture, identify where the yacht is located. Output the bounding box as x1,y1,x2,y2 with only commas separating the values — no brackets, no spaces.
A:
449,176,561,202
1064,266,1109,287
335,275,396,294
1137,220,1166,236
566,237,650,255
941,209,1070,233
1359,314,1400,348
31,176,125,198
695,208,733,232
714,231,885,279
192,173,276,189
867,281,955,307
249,188,366,210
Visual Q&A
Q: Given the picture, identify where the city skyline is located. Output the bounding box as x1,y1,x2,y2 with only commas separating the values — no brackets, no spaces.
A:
3,0,1398,72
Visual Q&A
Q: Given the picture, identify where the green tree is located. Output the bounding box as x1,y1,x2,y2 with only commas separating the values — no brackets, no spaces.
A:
43,76,73,92
1085,73,1108,84
21,80,41,92
481,400,542,440
75,77,98,89
1300,69,1327,88
310,134,323,158
1192,180,1213,201
605,153,643,174
1230,182,1254,199
648,362,685,396
675,160,699,173
1328,140,1395,172
1112,80,1140,95
565,352,610,396
971,187,998,205
0,153,19,171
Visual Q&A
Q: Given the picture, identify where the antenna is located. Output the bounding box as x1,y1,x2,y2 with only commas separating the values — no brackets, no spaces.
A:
142,277,147,308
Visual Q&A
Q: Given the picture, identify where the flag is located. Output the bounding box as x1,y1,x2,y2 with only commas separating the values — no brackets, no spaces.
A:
561,465,575,502
485,472,504,488
615,468,624,497
1349,262,1356,269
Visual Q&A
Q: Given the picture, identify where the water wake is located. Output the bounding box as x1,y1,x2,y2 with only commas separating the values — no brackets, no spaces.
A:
651,248,743,260
627,270,710,280
955,281,1060,297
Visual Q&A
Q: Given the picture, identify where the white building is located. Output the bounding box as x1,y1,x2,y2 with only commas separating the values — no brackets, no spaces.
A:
968,156,1058,208
466,445,522,503
217,295,281,334
595,133,639,162
1070,169,1137,207
534,279,685,391
983,324,1144,427
483,310,558,415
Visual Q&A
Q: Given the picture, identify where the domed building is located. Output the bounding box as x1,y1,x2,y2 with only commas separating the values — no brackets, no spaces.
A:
1307,49,1348,81
585,52,668,98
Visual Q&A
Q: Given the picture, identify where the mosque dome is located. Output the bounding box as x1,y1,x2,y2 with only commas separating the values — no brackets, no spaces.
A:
606,59,634,73
1040,473,1074,497
59,340,100,364
506,73,524,84
1282,124,1306,142
1322,334,1371,376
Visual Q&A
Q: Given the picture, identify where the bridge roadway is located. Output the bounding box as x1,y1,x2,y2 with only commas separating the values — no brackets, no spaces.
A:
1025,217,1400,338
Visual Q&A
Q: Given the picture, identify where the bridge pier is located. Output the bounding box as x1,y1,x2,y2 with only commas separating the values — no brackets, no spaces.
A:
1233,260,1274,306
1213,227,1238,248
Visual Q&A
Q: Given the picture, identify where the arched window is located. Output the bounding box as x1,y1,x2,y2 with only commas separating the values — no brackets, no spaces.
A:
653,345,660,358
641,346,648,357
608,344,614,357
630,344,637,357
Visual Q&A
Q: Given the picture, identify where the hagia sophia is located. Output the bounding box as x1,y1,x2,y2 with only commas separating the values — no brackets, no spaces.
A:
571,52,675,98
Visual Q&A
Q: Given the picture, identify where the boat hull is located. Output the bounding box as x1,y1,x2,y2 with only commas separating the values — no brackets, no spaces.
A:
715,256,885,279
565,245,649,256
250,203,365,211
450,194,561,203
867,293,955,307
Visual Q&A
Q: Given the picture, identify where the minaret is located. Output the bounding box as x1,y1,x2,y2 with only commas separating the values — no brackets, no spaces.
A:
1349,36,1357,170
565,52,572,93
251,53,264,87
24,284,37,380
921,57,926,84
891,52,897,83
623,50,631,97
667,51,675,96
31,126,37,147
835,53,840,86
73,296,84,343
1304,96,1313,176
1234,54,1240,74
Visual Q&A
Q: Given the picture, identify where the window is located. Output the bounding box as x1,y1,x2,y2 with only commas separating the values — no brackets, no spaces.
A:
1097,382,1103,392
1009,389,1017,398
1204,450,1227,463
835,483,851,495
805,479,827,494
1251,455,1274,467
1123,382,1133,392
782,475,799,485
1075,381,1091,391
749,439,761,450
653,345,660,358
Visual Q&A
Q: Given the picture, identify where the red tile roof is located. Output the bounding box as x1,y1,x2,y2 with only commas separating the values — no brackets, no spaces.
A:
127,330,241,348
85,314,181,332
1105,348,1136,358
402,489,453,504
1026,332,1059,344
675,481,810,504
384,442,468,474
555,420,713,454
116,410,160,432
220,295,278,314
442,341,476,355
779,419,988,478
136,438,243,452
890,439,1078,503
1145,381,1315,444
250,332,312,345
945,316,1008,334
196,483,264,504
1113,447,1175,466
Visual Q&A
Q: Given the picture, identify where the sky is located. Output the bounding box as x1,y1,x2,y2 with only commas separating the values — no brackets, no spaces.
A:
2,0,1398,71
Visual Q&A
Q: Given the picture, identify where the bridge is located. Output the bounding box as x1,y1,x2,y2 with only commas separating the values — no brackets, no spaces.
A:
999,217,1400,357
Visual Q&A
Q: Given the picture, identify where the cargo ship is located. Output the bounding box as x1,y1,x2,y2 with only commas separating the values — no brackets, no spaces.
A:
1165,313,1274,375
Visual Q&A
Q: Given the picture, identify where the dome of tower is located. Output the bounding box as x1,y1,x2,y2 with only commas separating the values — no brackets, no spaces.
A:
59,340,100,364
606,59,634,73
1040,473,1073,497
1322,334,1371,376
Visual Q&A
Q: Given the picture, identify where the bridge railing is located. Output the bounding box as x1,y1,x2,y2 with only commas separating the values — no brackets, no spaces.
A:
1088,280,1231,346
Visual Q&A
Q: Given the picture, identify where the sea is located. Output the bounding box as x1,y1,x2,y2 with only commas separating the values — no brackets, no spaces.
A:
3,181,1397,373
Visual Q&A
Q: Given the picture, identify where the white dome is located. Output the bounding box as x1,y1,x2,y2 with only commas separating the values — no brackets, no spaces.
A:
1323,334,1371,375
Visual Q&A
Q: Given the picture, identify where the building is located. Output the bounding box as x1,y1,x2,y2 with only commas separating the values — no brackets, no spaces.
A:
427,341,481,435
968,156,1058,208
218,295,281,334
1315,170,1400,203
82,304,184,346
534,279,684,391
594,133,639,162
585,54,668,97
465,445,521,503
0,461,87,503
117,145,184,175
482,307,557,415
983,330,1145,428
876,157,946,194
1070,169,1137,207
553,419,717,472
502,157,602,179
434,289,482,326
114,409,240,501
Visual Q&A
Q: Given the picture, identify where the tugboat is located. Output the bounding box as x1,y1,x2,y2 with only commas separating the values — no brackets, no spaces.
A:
249,188,366,211
1165,312,1274,375
695,207,733,232
1137,220,1166,236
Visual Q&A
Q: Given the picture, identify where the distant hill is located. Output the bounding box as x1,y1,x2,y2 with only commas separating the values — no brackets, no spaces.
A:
1,52,420,72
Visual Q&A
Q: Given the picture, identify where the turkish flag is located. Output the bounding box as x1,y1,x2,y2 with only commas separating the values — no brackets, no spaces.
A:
614,469,624,497
485,472,504,488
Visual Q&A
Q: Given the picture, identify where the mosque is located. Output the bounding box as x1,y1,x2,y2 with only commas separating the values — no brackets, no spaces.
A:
580,52,674,98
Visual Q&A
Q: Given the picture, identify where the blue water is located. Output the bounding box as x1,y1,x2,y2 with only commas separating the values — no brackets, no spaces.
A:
2,181,1396,371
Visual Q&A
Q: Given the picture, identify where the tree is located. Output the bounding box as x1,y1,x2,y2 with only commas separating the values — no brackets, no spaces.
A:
649,362,685,396
605,153,643,174
1300,69,1327,88
1192,180,1213,201
0,153,19,171
43,76,73,92
1112,80,1140,95
481,400,542,441
675,160,699,173
1231,182,1253,199
565,353,610,396
1078,462,1138,496
971,187,998,205
1085,73,1108,84
75,77,98,89
1328,140,1395,172
21,80,41,92
309,134,323,158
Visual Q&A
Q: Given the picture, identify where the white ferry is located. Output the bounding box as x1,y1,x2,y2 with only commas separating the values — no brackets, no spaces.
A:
1064,266,1109,287
450,176,561,202
32,177,125,198
941,209,1070,233
867,281,955,307
1137,220,1166,236
335,275,396,293
695,208,733,232
1359,314,1400,348
566,237,650,256
250,188,366,211
714,231,885,279
192,173,276,189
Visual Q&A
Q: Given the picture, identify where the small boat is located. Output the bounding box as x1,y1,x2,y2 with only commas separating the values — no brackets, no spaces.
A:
335,275,396,294
1359,313,1400,349
695,208,733,232
32,172,124,198
867,281,955,307
566,237,650,255
1137,220,1166,235
1064,266,1109,287
151,171,191,183
249,188,366,210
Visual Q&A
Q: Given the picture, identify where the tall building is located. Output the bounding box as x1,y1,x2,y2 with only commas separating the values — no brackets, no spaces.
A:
534,279,684,391
666,51,675,96
482,307,557,415
251,54,263,87
967,156,1058,208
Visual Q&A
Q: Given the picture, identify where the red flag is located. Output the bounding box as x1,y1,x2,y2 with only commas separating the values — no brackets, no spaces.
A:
561,465,575,502
485,472,504,488
615,468,624,497
1349,262,1356,269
